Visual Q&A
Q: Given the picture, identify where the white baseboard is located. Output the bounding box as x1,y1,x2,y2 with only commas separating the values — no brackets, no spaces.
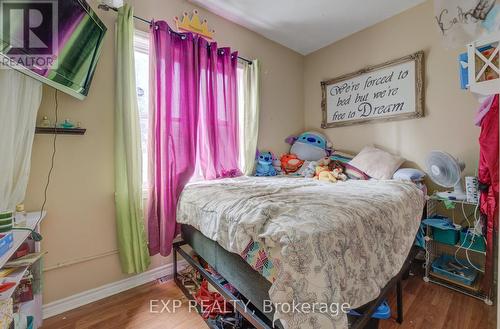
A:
42,261,187,319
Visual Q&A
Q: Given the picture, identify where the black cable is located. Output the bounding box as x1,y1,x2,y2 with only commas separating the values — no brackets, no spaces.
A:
38,89,58,223
12,227,43,241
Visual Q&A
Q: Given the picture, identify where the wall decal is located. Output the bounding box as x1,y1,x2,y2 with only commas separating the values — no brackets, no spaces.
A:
174,9,215,39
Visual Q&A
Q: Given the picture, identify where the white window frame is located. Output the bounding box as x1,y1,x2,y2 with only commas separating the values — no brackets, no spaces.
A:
134,29,149,55
133,29,150,198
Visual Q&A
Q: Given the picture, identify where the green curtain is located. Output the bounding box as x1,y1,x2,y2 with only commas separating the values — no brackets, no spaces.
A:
241,60,261,175
114,4,150,274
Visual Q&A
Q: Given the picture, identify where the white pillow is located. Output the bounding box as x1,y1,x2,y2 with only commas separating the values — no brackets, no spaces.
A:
393,168,425,181
349,146,404,180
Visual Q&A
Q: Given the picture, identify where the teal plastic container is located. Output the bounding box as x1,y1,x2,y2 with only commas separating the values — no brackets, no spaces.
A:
27,316,34,329
433,227,459,246
459,231,486,252
431,254,478,286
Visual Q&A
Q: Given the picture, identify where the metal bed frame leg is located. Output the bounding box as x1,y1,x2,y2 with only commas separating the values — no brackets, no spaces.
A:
173,244,178,281
396,279,403,324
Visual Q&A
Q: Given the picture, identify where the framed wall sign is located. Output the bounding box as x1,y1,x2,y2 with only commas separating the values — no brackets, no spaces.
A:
321,51,425,128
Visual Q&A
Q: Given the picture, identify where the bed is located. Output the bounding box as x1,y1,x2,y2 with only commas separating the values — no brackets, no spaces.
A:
175,176,425,329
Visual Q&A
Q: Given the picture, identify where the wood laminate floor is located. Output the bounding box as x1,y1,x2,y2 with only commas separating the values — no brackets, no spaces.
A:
42,274,495,329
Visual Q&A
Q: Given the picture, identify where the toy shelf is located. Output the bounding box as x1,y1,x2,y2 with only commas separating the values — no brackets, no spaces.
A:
428,194,478,206
429,271,484,294
467,32,499,95
0,212,45,268
425,236,486,255
0,211,46,328
423,198,492,305
0,266,30,300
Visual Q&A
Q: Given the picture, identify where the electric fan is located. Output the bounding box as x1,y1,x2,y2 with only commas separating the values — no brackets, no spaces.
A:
425,151,466,200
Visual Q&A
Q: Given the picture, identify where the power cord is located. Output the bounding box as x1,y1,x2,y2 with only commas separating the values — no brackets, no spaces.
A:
31,89,59,241
453,201,484,272
11,227,43,242
38,89,58,220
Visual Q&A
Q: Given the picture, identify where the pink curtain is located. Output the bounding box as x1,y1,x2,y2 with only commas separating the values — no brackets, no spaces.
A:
147,21,240,256
197,39,240,179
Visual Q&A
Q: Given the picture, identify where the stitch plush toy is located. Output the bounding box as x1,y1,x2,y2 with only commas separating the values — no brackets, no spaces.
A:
255,151,277,176
286,131,332,161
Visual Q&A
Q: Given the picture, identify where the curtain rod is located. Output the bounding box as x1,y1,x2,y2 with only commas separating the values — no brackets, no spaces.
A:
98,4,253,65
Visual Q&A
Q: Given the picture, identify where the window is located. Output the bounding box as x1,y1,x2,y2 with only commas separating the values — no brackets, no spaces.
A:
133,30,249,186
133,30,150,190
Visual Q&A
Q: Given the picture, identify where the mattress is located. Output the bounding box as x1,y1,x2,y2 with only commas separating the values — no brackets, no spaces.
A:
177,176,424,329
181,224,280,327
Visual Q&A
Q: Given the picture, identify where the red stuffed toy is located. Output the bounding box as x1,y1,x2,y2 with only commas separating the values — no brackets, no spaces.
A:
280,154,304,174
194,280,233,319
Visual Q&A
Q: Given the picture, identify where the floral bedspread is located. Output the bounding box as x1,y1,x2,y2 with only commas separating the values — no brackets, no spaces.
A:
177,176,424,329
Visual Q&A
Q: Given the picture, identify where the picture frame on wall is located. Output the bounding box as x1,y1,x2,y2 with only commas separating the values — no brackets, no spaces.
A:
321,51,425,128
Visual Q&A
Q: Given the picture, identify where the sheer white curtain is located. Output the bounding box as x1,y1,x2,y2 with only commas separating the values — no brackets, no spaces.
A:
238,59,261,175
0,67,42,212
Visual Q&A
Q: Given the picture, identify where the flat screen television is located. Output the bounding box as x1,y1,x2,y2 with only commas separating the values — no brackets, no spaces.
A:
0,0,106,100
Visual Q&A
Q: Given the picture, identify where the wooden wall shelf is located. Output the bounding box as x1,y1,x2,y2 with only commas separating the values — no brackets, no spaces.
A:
35,127,86,135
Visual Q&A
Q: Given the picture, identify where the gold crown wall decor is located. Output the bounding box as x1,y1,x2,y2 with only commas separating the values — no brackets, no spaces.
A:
174,9,215,39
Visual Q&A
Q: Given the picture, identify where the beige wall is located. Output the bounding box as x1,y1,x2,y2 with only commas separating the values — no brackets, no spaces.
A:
304,0,480,176
24,0,304,304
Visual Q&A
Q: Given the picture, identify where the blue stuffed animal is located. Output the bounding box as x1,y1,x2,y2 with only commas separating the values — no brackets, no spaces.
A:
255,151,277,176
286,131,332,161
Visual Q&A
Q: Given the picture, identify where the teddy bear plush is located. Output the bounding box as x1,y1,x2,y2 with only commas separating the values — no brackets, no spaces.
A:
313,157,347,183
316,157,331,167
328,160,345,172
317,168,347,183
255,151,277,176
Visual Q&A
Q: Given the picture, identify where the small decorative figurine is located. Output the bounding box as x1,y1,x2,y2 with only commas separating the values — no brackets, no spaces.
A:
58,119,75,129
40,116,52,128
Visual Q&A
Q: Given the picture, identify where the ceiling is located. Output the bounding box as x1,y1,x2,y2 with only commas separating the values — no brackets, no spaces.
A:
189,0,425,55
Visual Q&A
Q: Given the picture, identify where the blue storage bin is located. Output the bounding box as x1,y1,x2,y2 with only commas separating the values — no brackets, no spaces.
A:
431,254,478,286
459,231,486,252
348,300,391,319
458,52,468,89
0,232,13,258
433,227,459,246
423,217,459,246
27,316,34,329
